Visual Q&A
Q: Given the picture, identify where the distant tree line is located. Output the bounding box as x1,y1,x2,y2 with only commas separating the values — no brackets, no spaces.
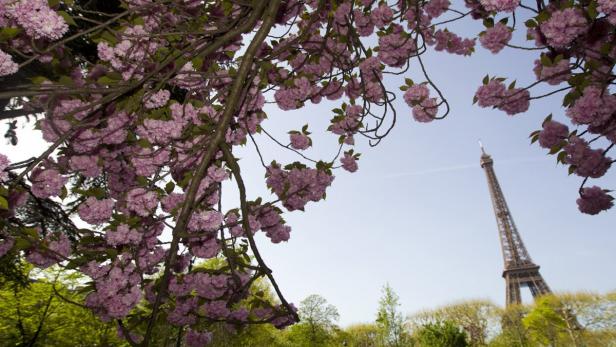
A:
1,263,614,347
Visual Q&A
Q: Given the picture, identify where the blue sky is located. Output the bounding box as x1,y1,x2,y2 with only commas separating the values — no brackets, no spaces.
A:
3,2,614,328
228,7,616,326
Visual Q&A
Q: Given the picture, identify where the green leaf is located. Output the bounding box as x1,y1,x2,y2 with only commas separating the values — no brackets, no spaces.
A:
482,75,489,85
31,76,49,84
536,11,550,23
588,1,598,19
165,182,175,194
548,145,561,155
0,27,22,42
0,196,8,209
531,134,540,144
59,186,68,200
137,138,151,148
58,76,74,86
57,11,77,26
540,54,552,67
136,176,148,186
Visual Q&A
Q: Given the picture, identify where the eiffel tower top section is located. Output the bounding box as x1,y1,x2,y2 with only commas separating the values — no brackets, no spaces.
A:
479,145,535,270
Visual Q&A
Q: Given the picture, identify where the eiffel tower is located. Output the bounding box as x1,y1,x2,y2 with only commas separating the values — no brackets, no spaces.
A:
479,144,551,306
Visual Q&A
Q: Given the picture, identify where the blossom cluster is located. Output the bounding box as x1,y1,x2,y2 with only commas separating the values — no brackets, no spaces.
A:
0,0,614,345
474,78,529,115
266,162,334,212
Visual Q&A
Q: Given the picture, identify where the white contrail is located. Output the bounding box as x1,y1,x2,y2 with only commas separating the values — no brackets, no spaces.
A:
385,157,546,178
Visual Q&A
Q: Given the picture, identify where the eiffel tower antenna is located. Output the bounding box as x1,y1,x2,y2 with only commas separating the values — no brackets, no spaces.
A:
480,147,551,306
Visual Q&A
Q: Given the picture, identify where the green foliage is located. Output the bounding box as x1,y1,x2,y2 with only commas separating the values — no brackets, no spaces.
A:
376,284,411,347
343,323,380,347
1,261,615,347
408,299,497,346
415,321,469,347
0,266,127,347
487,304,531,347
522,292,616,347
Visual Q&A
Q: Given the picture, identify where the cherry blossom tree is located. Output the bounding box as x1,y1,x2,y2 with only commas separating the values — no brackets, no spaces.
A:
0,0,614,345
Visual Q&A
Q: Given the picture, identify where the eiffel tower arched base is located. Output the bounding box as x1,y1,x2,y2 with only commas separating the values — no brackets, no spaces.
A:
503,264,551,306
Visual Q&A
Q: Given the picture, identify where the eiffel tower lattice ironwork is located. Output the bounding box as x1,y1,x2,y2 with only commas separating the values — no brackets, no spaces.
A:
479,144,551,306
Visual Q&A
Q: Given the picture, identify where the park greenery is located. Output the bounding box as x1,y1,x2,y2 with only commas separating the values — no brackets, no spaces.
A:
1,0,616,345
1,263,615,346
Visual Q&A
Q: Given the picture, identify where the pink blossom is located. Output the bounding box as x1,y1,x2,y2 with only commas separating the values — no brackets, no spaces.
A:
31,168,67,199
540,8,587,48
538,121,569,149
378,25,416,67
230,308,249,322
566,86,616,127
26,232,71,269
0,234,15,258
168,297,198,326
533,58,570,85
412,97,439,122
372,3,394,28
0,153,10,182
0,49,18,76
475,79,506,107
353,9,374,36
266,163,334,212
499,88,530,115
404,84,430,106
341,152,358,173
126,188,158,217
274,77,315,111
105,224,142,246
257,206,292,243
84,258,142,320
188,210,223,232
564,137,612,178
185,329,212,347
202,300,230,319
290,133,311,150
144,90,171,109
329,105,363,144
131,148,170,177
577,186,614,215
263,223,291,243
333,2,351,24
9,0,69,40
69,155,101,178
480,23,511,54
424,0,450,18
40,99,91,143
345,77,362,100
359,56,383,81
189,237,221,258
194,273,228,299
78,197,115,225
207,165,228,183
480,0,520,12
431,30,475,56
137,118,184,144
162,193,184,213
598,0,616,25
